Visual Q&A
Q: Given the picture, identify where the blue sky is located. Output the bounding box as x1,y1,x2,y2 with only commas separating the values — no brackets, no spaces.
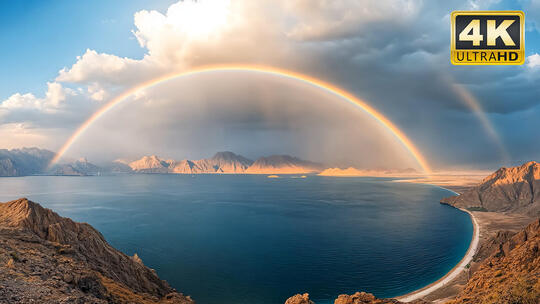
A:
0,0,539,170
0,0,174,98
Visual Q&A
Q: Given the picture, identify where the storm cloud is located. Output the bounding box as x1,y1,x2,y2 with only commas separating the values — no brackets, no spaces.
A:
1,0,538,170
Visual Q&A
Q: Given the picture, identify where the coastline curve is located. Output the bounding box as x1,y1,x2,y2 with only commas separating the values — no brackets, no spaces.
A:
395,188,480,302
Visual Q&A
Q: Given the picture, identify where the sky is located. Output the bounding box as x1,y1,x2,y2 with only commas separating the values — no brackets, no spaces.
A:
0,0,539,171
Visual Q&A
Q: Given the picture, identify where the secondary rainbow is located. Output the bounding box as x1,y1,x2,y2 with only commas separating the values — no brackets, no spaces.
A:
49,64,432,175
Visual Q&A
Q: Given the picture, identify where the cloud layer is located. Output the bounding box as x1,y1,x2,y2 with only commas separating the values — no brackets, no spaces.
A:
1,0,539,169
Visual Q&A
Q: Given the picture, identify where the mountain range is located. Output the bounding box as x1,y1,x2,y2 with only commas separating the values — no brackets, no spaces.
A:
0,148,325,176
126,151,324,174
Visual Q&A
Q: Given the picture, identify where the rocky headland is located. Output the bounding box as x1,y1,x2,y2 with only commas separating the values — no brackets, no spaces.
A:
441,161,540,216
0,198,194,304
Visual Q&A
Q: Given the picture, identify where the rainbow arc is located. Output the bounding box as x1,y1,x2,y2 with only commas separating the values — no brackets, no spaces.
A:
50,64,432,175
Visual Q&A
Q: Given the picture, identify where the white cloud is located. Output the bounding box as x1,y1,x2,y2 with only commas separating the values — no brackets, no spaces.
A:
87,83,108,101
526,53,540,68
0,82,72,112
56,49,155,85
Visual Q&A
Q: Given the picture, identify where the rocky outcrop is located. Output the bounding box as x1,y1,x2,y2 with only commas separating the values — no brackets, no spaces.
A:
0,198,194,304
246,155,323,174
447,218,540,304
334,292,403,304
441,161,540,216
0,148,54,176
285,293,315,304
284,292,414,304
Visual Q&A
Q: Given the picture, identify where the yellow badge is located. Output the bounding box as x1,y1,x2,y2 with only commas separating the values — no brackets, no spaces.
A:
451,11,524,65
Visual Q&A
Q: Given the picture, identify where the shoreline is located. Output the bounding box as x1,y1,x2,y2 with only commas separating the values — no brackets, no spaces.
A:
395,187,480,302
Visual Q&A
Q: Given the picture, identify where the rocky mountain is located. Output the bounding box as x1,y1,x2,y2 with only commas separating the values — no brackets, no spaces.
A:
441,161,540,216
50,158,102,176
129,152,321,174
0,148,54,176
206,151,253,173
129,155,172,173
0,198,194,304
245,155,323,174
169,152,253,174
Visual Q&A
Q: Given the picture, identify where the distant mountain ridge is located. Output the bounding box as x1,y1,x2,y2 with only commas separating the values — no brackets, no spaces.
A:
245,155,323,174
128,152,322,174
52,158,103,176
441,161,540,216
0,148,325,176
0,148,55,176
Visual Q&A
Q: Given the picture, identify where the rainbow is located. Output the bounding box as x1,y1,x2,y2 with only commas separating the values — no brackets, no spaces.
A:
49,64,432,175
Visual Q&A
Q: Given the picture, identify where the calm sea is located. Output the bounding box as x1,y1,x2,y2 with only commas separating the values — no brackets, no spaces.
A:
0,175,472,304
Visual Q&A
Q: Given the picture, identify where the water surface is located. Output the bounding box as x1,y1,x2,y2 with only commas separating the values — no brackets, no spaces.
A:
0,175,472,304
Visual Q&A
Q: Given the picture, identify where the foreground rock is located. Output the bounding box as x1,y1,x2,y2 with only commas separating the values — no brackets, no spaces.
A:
0,198,194,304
441,161,540,216
284,292,419,304
285,293,315,304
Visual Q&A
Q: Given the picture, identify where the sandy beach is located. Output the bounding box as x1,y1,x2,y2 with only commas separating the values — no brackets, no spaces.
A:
395,207,480,302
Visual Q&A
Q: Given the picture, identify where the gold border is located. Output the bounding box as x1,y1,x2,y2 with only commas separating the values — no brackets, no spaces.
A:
450,10,525,65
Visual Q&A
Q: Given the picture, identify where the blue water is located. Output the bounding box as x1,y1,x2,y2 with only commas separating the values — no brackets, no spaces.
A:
0,175,472,304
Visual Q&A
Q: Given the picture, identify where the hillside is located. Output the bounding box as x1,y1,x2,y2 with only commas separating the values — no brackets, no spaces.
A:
441,161,540,216
0,198,194,304
447,218,540,304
